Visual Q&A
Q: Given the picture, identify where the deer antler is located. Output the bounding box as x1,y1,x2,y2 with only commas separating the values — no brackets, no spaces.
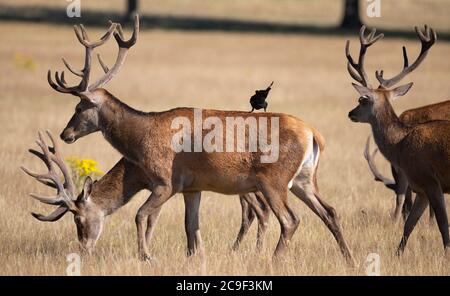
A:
48,15,140,95
363,136,396,191
345,26,384,87
91,14,139,90
375,25,436,88
21,131,76,221
48,21,116,95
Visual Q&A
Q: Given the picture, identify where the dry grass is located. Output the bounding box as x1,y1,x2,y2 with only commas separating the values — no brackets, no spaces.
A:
1,6,450,275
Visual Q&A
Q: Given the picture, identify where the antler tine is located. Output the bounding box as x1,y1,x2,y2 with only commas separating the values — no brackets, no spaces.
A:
73,21,117,49
22,136,58,185
88,14,140,91
97,53,110,73
376,25,437,88
60,71,67,85
31,206,68,222
48,21,117,95
47,70,75,94
78,24,90,42
62,58,83,77
74,22,116,48
22,131,76,211
54,71,69,89
363,136,396,190
28,149,50,170
45,130,76,197
346,45,364,85
29,193,67,206
36,132,65,193
21,149,57,189
21,165,56,189
113,14,139,48
346,26,384,87
359,26,371,44
402,46,409,68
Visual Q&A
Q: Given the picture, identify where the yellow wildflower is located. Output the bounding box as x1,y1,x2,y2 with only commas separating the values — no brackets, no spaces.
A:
14,53,37,72
66,156,104,190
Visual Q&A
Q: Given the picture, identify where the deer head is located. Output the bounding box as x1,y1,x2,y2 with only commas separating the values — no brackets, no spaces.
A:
21,131,105,253
47,16,139,143
346,25,436,123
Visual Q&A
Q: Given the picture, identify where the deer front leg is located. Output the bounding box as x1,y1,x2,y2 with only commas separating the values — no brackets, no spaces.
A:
429,206,435,224
135,185,173,261
183,192,204,258
396,194,428,256
425,185,450,254
401,187,413,220
393,170,409,221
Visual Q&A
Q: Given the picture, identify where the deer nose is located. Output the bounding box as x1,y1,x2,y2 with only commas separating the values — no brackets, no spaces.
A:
348,111,358,122
60,130,76,144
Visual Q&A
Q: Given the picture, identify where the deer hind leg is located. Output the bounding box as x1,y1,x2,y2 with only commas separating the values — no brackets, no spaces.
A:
135,185,173,261
425,184,450,253
145,200,162,251
253,191,271,251
396,193,429,256
256,179,298,258
290,166,355,266
289,136,354,265
233,194,256,251
183,192,204,258
234,192,271,251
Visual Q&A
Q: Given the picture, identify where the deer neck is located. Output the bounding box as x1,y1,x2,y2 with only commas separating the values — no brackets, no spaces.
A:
90,159,147,216
98,95,147,160
369,102,411,165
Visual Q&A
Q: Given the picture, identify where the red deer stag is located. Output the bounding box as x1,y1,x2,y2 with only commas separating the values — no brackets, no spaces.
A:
363,100,450,221
47,15,354,264
346,25,450,256
22,131,272,256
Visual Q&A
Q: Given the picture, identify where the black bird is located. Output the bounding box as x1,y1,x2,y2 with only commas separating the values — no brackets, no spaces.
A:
249,81,273,112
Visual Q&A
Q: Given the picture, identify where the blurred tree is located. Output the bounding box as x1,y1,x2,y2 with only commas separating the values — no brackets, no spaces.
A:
127,0,138,20
341,0,362,28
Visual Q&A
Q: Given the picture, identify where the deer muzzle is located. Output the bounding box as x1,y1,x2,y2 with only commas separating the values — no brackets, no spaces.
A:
60,129,76,144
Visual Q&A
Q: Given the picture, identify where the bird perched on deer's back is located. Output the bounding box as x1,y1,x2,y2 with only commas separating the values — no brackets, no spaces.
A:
249,81,273,112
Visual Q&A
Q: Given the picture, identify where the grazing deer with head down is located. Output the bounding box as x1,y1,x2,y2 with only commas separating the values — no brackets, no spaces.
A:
22,131,271,255
346,25,450,256
364,100,450,221
47,15,354,264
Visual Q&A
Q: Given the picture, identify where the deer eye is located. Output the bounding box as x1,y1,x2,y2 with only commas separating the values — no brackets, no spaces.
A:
75,107,82,114
359,96,370,105
74,216,84,224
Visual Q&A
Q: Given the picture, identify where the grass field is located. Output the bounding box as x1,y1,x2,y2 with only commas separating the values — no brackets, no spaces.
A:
1,1,450,275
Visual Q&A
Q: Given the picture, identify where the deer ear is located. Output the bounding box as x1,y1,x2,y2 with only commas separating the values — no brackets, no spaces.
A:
351,83,371,96
79,176,93,202
392,82,413,98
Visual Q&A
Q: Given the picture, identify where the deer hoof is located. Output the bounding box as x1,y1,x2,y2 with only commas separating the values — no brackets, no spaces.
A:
138,252,153,262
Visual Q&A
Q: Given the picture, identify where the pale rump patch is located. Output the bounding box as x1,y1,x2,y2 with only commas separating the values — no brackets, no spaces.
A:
288,130,318,189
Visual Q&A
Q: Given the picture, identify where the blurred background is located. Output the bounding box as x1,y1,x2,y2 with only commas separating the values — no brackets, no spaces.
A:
0,1,449,275
1,0,450,31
